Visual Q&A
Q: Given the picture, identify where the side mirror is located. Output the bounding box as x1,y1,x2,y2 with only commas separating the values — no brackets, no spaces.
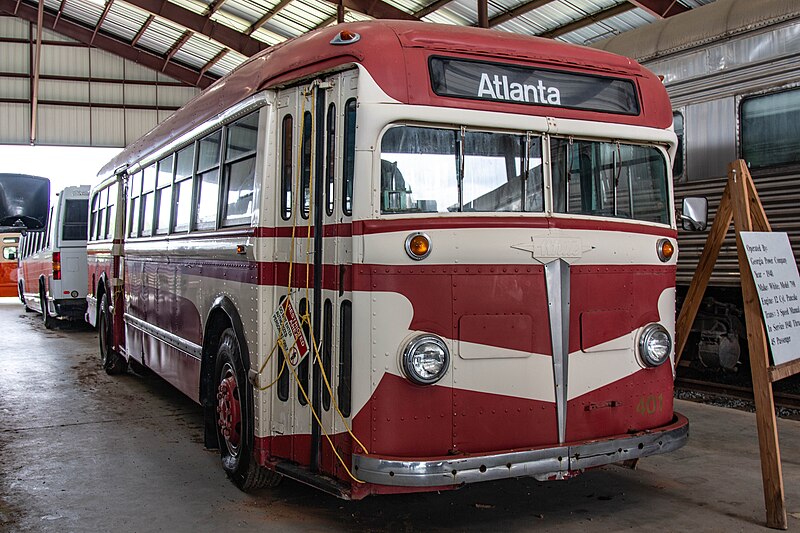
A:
680,197,708,231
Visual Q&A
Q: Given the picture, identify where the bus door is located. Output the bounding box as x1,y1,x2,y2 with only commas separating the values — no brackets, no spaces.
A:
272,70,358,472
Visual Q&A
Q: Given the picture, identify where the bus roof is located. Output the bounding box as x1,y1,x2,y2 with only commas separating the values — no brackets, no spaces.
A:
99,20,671,180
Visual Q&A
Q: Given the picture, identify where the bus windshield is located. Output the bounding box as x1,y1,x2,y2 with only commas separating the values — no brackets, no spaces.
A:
380,125,543,214
551,138,670,224
380,125,670,225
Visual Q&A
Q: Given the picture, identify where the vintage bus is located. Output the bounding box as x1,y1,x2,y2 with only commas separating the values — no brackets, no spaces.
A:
89,21,700,499
18,185,89,328
0,234,19,297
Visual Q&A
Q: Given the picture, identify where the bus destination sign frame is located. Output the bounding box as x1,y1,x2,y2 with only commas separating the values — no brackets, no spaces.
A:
429,56,640,116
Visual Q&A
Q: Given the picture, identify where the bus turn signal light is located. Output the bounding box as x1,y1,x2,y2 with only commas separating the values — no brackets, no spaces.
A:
52,251,61,280
657,239,674,262
405,233,431,260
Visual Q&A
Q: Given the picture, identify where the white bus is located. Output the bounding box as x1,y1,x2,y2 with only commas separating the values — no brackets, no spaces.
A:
18,185,90,328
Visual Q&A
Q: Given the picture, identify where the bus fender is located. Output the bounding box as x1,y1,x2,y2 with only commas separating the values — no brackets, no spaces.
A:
200,295,252,450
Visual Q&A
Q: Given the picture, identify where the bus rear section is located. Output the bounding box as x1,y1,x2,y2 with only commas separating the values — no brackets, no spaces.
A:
18,185,89,327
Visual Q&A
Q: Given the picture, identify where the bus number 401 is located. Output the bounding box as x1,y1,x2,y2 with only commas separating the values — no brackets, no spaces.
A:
636,394,664,416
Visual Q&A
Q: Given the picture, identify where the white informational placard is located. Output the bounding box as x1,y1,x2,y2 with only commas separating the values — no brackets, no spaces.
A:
740,232,800,366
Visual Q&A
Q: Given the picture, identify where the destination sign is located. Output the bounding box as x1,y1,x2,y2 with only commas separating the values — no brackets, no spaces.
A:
429,57,640,115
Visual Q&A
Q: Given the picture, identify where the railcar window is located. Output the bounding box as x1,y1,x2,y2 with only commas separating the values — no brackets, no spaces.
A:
672,112,684,178
128,171,142,238
62,199,89,241
172,144,195,233
281,115,293,220
221,111,258,227
742,89,800,169
325,104,336,216
195,130,222,230
343,99,356,216
380,125,544,213
551,138,669,224
300,111,312,219
141,164,157,237
155,155,174,235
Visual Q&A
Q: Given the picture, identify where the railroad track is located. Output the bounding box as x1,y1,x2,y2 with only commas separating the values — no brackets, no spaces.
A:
675,377,800,411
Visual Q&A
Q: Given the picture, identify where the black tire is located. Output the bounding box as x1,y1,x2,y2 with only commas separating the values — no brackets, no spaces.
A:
214,328,281,491
99,293,127,375
40,285,56,329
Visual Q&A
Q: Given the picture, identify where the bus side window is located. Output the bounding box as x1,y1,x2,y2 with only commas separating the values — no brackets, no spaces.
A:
141,164,157,237
98,187,108,241
300,111,312,219
106,182,117,239
90,193,99,242
338,299,352,417
155,154,174,235
173,144,195,233
195,130,222,230
221,111,258,227
325,103,336,216
280,115,293,220
128,171,142,238
342,99,356,216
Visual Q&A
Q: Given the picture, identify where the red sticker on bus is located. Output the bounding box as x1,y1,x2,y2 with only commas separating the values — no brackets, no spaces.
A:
271,298,309,367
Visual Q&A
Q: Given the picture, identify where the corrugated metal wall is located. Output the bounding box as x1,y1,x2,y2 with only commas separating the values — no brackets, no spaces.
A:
0,15,200,147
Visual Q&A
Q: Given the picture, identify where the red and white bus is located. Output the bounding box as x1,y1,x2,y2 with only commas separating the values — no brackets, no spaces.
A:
89,21,700,499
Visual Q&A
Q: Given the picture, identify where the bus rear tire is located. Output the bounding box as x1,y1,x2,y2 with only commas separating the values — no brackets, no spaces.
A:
99,293,127,375
40,286,56,329
214,328,281,491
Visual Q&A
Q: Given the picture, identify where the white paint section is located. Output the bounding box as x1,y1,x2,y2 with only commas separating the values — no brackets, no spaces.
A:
361,227,675,267
568,287,676,399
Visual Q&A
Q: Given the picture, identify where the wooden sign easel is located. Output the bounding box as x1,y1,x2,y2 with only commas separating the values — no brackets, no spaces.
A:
675,160,800,530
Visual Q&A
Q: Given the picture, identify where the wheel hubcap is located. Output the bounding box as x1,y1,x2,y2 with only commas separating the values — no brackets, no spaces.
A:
216,364,242,456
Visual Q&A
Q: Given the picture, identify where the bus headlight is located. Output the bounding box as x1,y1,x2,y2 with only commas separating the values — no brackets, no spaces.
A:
638,323,672,367
402,335,449,385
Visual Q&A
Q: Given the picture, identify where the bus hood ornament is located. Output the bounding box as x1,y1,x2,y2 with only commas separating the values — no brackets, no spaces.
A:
511,236,594,264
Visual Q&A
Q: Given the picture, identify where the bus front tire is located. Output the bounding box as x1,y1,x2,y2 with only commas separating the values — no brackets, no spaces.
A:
99,293,127,375
214,328,281,491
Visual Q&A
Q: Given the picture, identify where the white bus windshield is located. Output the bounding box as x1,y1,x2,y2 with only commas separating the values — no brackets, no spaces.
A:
380,125,543,214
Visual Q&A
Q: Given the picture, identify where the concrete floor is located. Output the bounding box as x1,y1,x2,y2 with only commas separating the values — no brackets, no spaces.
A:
1,297,799,533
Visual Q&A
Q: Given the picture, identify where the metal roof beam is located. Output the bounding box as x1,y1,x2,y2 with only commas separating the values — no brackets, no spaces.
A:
122,0,269,56
245,0,292,35
204,0,228,16
131,13,153,46
539,2,635,39
163,29,191,71
197,48,226,83
627,0,688,18
488,0,553,28
91,0,114,44
53,0,67,28
323,0,417,21
0,0,217,88
414,0,454,19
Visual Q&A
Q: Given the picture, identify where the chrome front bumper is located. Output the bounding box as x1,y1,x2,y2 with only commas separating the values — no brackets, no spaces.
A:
352,413,688,487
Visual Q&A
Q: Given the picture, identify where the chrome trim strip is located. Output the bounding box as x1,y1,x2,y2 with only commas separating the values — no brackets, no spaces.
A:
124,313,202,359
544,258,570,444
353,415,689,487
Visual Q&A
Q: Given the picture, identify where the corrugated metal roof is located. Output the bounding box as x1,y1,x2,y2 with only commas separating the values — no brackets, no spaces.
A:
3,0,722,88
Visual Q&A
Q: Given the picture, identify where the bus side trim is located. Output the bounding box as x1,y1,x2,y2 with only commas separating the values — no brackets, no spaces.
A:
124,313,202,359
